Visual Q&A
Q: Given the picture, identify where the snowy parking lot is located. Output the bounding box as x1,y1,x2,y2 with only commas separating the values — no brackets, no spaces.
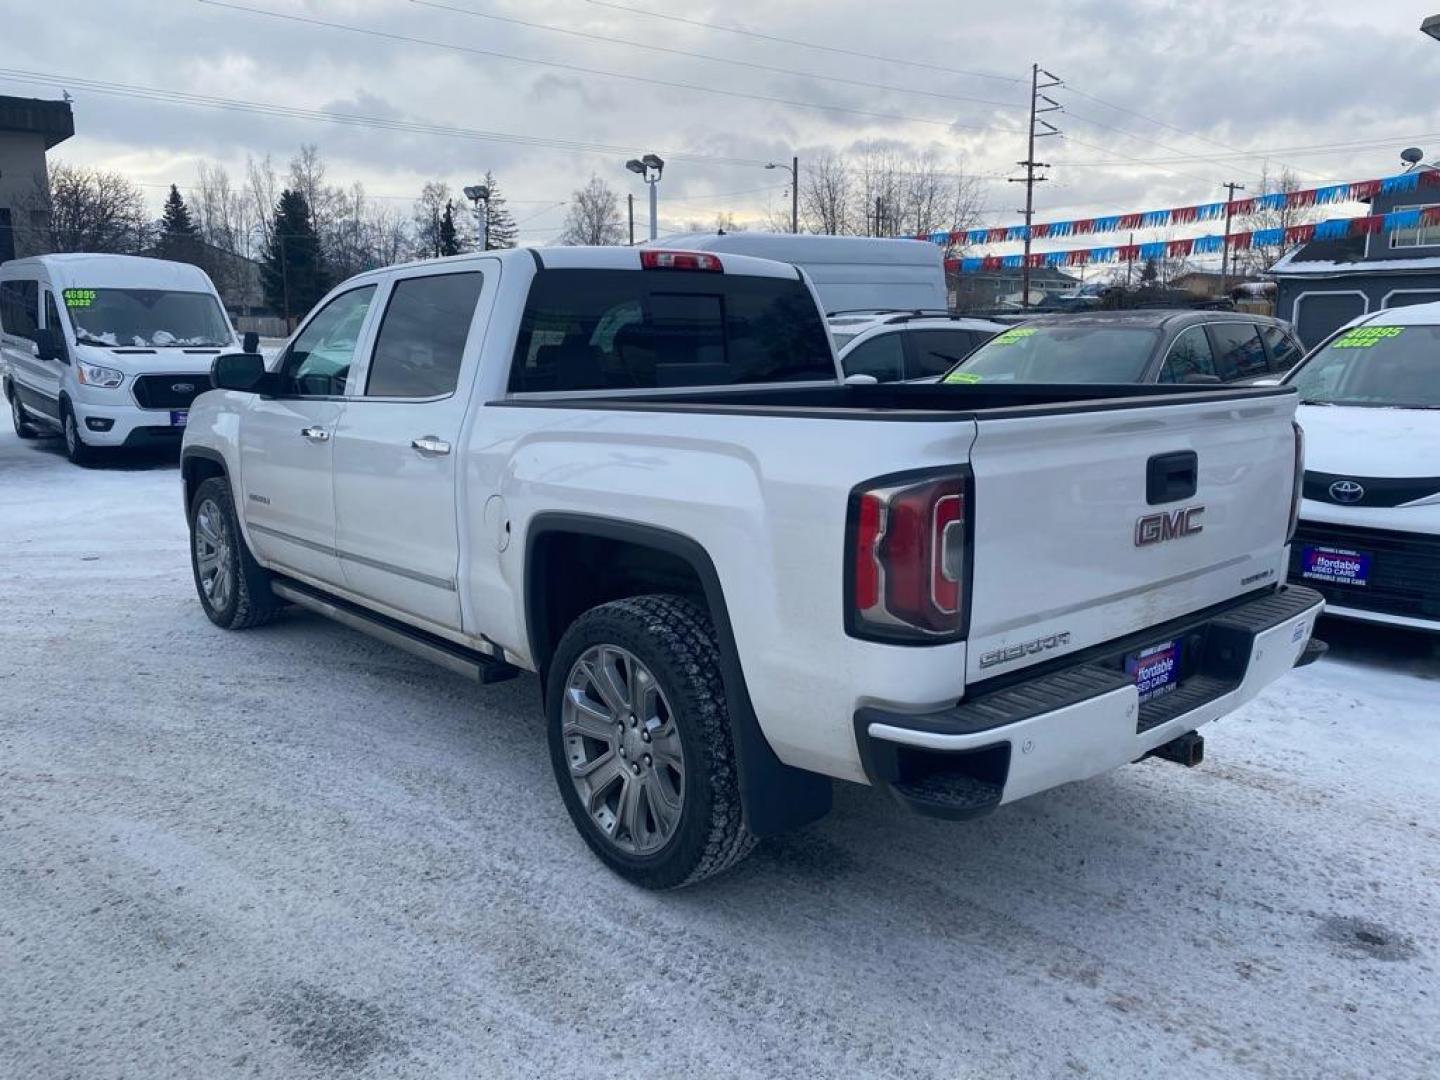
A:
1,427,1437,1080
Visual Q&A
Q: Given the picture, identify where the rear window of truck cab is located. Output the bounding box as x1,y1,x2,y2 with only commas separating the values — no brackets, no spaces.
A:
508,269,835,392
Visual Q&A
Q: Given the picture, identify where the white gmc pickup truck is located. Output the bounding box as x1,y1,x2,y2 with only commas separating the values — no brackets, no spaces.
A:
181,246,1325,888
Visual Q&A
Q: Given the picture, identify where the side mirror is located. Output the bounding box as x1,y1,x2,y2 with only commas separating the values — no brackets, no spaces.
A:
241,330,260,354
212,351,268,393
35,327,67,364
1181,372,1222,385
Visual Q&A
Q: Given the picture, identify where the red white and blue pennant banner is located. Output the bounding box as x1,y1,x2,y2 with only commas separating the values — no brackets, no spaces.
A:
947,205,1440,273
924,169,1440,250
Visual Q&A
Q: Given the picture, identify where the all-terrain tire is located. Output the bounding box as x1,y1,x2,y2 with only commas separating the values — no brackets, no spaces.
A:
188,476,281,630
546,594,758,889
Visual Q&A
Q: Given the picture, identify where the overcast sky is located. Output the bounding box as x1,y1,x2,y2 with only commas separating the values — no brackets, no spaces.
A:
7,0,1440,250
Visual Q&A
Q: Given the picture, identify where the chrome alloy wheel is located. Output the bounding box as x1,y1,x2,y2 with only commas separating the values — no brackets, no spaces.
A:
193,498,235,613
562,645,686,855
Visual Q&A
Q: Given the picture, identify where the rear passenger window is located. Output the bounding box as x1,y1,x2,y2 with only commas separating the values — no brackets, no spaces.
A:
367,272,484,398
0,279,40,342
1261,325,1303,374
1158,326,1218,383
842,333,904,381
1208,323,1268,381
908,330,981,379
508,269,834,392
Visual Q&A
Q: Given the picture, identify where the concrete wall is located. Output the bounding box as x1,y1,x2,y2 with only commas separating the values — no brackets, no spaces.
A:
0,131,51,260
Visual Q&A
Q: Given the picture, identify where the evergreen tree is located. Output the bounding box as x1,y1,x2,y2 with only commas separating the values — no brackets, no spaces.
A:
156,184,200,263
261,189,328,322
480,170,517,250
439,201,462,257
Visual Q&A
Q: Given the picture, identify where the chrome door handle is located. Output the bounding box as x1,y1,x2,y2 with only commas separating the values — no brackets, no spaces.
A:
300,426,330,442
411,435,452,457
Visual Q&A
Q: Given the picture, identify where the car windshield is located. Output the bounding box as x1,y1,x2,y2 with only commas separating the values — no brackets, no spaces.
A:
1287,324,1439,408
944,325,1160,383
63,288,232,347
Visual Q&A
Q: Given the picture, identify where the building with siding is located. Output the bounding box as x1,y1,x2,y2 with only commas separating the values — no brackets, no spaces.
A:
1271,163,1440,347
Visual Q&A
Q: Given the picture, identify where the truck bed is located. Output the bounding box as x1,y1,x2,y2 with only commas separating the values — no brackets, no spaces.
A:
493,381,1294,420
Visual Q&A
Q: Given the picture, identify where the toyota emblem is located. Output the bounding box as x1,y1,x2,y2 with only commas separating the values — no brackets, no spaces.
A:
171,382,195,394
1328,479,1365,504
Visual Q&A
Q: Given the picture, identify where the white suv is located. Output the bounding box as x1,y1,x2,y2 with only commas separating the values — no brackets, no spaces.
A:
833,313,1005,383
2,253,241,464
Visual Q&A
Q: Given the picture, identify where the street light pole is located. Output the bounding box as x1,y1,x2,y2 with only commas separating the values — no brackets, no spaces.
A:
626,154,665,241
1422,13,1440,39
766,157,800,233
463,183,491,251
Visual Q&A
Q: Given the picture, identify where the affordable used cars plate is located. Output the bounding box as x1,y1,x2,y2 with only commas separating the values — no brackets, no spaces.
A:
1126,638,1181,703
170,410,189,427
1300,545,1370,587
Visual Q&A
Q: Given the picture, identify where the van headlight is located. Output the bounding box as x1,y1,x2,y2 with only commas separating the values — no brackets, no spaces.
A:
76,360,125,388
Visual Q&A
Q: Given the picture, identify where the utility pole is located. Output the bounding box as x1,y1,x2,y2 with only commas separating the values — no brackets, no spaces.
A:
1009,63,1062,309
1220,181,1246,295
628,193,635,246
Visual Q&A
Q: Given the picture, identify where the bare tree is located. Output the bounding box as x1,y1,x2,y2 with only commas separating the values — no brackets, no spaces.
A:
40,162,149,253
1237,167,1321,276
245,154,279,251
411,180,455,259
800,151,852,235
560,175,624,245
365,204,411,268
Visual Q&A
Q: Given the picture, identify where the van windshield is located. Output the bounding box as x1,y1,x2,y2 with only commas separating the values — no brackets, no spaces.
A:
944,325,1160,383
1287,324,1439,409
62,288,232,347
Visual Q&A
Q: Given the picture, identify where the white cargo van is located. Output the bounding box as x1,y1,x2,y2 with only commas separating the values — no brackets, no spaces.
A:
649,232,947,315
2,253,241,464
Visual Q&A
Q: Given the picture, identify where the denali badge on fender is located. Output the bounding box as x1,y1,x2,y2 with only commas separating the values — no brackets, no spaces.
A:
1135,505,1204,547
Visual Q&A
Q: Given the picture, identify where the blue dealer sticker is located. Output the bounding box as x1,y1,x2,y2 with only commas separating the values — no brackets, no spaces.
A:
1302,545,1369,587
1126,639,1181,703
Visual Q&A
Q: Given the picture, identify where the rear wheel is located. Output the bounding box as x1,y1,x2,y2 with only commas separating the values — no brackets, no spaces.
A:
546,594,756,889
189,476,281,630
9,387,40,439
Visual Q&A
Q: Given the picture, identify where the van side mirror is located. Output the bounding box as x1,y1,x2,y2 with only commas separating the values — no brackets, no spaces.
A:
35,327,67,364
212,351,268,393
242,330,260,354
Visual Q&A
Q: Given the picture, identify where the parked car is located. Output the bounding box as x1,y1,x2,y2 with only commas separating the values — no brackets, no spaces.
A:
940,310,1304,386
651,232,947,314
835,313,1006,382
1284,305,1440,633
180,245,1323,889
2,253,243,464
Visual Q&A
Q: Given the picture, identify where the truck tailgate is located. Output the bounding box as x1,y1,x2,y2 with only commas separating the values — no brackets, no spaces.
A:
965,393,1297,683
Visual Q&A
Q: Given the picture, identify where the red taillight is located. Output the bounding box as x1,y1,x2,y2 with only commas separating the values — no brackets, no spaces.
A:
848,471,970,642
640,249,723,272
1287,420,1305,544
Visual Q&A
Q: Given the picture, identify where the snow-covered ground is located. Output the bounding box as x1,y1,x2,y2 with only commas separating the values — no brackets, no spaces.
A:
1,425,1437,1079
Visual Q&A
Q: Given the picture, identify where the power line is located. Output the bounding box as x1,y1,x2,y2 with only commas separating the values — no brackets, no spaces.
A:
0,68,777,168
409,0,1024,110
582,0,1024,84
195,0,992,132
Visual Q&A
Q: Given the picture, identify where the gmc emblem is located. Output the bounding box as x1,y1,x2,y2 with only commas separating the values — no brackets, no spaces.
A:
1135,505,1205,547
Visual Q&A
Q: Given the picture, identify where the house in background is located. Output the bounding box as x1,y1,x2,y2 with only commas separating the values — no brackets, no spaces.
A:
1271,161,1440,346
951,265,1080,312
0,95,73,262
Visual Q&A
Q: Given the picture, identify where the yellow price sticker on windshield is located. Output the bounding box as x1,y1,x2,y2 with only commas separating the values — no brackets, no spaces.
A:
1333,325,1403,349
943,371,983,384
990,327,1037,346
63,288,97,308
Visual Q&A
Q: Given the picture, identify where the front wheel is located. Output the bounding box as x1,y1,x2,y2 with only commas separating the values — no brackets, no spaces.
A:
546,594,756,889
61,405,98,465
188,476,281,630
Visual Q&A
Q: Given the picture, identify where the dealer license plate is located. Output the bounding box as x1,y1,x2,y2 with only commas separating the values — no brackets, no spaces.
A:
1126,638,1181,703
170,410,189,427
1301,545,1370,587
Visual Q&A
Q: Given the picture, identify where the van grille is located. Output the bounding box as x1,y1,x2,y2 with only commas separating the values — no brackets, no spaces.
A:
131,374,211,410
1290,520,1440,622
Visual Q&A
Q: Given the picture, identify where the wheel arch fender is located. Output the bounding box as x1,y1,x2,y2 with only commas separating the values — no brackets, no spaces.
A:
524,512,832,837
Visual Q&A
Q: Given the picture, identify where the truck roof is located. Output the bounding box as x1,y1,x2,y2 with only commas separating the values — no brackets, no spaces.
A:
341,245,805,282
